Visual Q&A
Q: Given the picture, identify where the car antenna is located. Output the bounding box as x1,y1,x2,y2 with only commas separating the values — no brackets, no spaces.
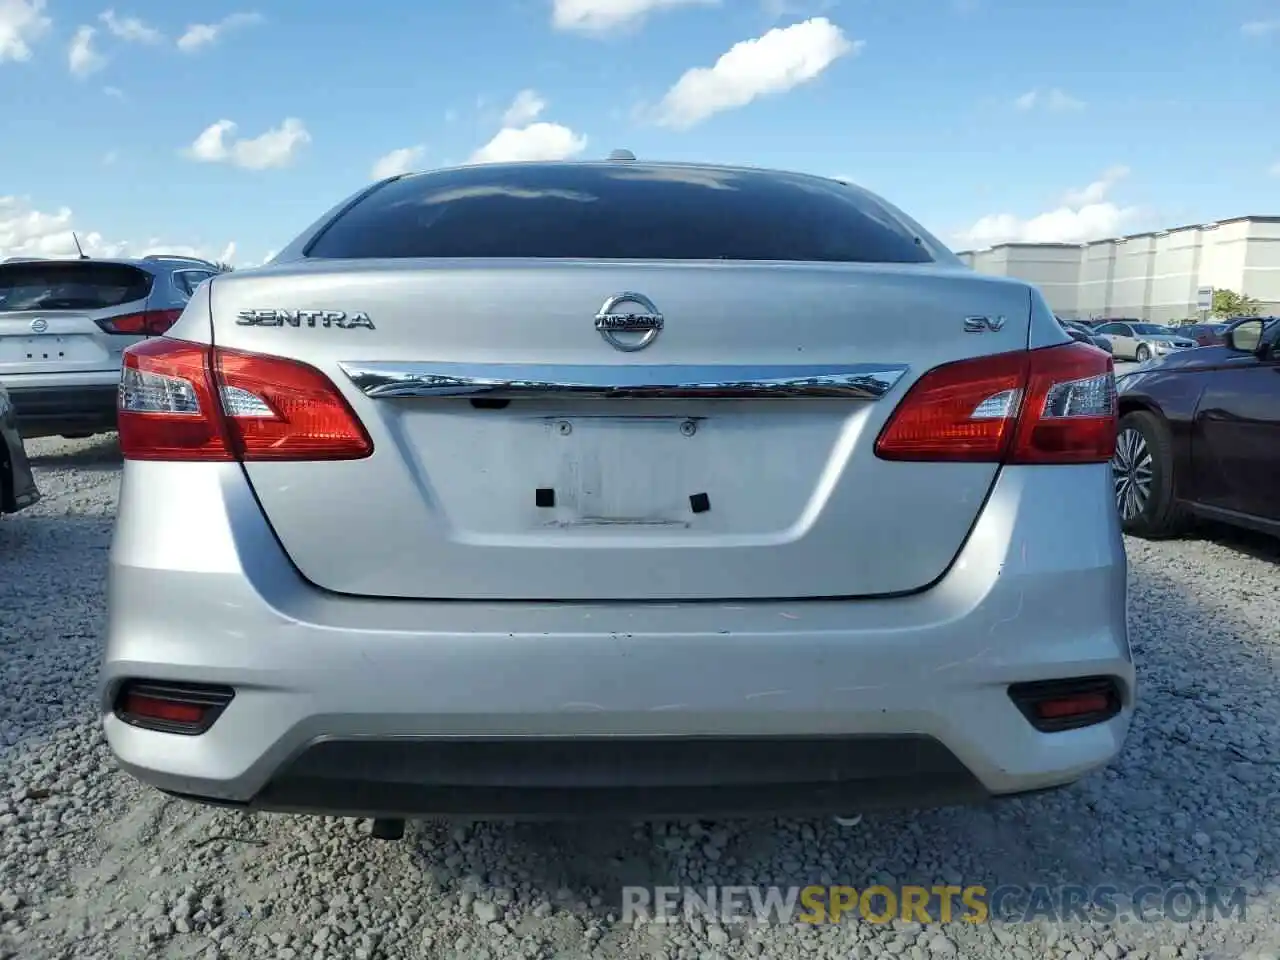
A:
72,232,89,260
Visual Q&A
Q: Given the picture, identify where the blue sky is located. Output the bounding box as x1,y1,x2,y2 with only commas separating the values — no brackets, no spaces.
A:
1,0,1277,265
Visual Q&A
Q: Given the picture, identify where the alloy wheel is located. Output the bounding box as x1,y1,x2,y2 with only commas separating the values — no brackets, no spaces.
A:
1112,427,1153,520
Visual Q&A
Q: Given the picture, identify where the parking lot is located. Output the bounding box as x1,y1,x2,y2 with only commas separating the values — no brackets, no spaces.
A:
1,433,1278,960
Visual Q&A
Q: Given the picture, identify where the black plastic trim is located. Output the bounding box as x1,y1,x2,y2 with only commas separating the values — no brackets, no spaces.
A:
234,734,991,819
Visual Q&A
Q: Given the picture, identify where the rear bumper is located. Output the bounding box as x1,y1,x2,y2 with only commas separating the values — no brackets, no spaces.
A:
2,374,119,438
100,461,1134,818
165,736,999,818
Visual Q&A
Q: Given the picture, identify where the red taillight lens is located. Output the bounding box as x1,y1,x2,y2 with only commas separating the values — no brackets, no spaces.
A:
875,341,1116,464
117,338,373,462
96,308,184,336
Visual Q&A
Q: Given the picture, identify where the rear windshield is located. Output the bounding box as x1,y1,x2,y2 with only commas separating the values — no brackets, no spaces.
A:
0,262,153,312
305,164,941,264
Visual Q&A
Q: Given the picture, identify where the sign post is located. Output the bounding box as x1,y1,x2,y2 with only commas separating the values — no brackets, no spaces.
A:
1196,286,1214,322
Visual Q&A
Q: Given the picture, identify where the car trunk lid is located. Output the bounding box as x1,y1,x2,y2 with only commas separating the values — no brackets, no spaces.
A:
208,259,1033,601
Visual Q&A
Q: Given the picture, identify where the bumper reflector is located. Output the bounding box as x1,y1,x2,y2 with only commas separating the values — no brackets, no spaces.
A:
114,680,235,735
1008,676,1122,732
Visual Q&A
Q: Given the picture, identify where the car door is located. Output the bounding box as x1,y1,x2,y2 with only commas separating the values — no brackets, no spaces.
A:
1096,323,1134,359
1189,320,1280,522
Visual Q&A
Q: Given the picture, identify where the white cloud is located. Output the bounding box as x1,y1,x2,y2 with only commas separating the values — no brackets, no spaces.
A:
652,17,858,129
954,166,1140,249
1060,165,1129,206
68,25,105,76
0,196,237,264
1014,87,1084,112
552,0,716,33
471,122,588,163
184,117,310,170
470,92,587,163
99,8,162,44
177,11,262,52
371,145,425,180
502,89,547,127
1242,19,1279,36
0,0,51,62
103,84,124,99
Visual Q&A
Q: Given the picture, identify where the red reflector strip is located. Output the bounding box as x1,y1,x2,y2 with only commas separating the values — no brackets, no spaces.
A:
121,693,206,725
1033,693,1111,719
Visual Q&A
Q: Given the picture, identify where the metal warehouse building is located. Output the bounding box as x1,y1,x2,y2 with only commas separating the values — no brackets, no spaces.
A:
957,215,1280,322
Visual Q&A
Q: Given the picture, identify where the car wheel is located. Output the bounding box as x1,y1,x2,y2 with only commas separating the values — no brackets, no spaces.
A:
1112,410,1186,539
1135,344,1151,363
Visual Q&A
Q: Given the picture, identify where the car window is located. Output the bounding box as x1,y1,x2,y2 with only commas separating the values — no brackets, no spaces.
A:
305,163,940,264
1095,323,1124,335
174,270,214,298
0,262,153,312
1132,324,1173,335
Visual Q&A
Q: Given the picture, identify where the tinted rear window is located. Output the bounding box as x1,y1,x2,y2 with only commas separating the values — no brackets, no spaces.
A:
305,164,938,263
0,262,152,312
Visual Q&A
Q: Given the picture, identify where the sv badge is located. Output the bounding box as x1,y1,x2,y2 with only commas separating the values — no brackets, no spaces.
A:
963,315,1007,333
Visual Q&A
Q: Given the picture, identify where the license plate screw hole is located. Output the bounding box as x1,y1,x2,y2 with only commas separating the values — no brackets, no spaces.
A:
690,492,710,514
680,420,697,437
557,421,572,436
535,488,556,508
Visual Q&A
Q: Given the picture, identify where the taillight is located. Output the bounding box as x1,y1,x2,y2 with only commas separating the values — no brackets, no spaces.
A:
96,308,184,336
117,338,373,462
875,341,1116,464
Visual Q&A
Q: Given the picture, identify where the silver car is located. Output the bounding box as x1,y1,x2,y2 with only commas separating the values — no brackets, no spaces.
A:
100,160,1132,829
1091,320,1197,363
0,255,226,439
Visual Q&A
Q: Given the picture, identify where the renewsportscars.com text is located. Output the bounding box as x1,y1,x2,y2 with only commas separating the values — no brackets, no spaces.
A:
621,884,1250,925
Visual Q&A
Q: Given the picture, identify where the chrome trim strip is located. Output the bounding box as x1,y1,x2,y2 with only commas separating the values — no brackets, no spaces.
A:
338,362,909,401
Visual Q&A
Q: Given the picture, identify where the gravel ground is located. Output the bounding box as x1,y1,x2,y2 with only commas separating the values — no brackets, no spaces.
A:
1,434,1278,960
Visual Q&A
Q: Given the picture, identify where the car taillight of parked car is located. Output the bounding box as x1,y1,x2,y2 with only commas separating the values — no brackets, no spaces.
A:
874,341,1117,464
116,338,374,462
95,308,184,336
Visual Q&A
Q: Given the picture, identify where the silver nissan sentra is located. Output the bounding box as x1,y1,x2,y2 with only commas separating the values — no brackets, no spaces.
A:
99,159,1132,833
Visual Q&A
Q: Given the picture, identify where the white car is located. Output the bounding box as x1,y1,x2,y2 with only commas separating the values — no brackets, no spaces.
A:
100,159,1132,832
0,255,225,439
1091,320,1198,363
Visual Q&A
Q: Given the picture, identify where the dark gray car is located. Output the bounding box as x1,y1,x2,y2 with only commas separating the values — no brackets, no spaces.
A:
0,255,228,439
0,382,39,517
1057,316,1113,353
